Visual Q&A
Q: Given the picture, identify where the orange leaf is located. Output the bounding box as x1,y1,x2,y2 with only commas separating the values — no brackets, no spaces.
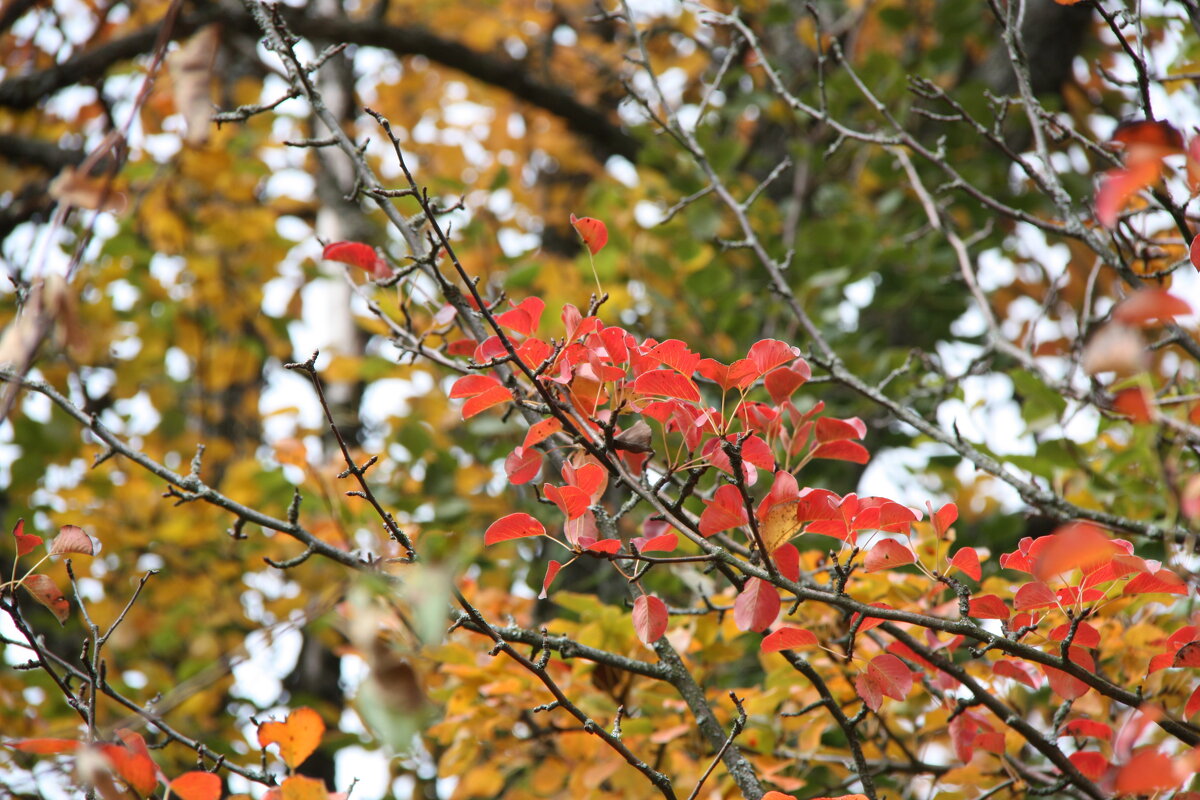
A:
1114,748,1179,794
1032,522,1118,582
948,547,981,581
278,775,330,800
169,772,222,800
761,626,817,653
538,560,562,600
503,446,542,485
6,738,80,754
569,214,608,255
1112,386,1155,424
257,707,325,770
98,742,159,797
483,513,545,546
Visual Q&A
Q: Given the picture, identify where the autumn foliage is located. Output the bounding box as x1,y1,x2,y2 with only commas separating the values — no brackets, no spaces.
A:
3,2,1200,800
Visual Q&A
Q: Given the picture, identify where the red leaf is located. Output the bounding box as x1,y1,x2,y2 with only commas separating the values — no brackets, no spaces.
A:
1191,234,1200,273
632,370,700,403
864,538,915,572
10,519,40,557
504,447,542,485
967,594,1009,620
1112,119,1184,152
1061,719,1113,740
855,654,912,712
931,502,958,537
761,626,817,653
169,772,221,800
1096,158,1162,227
523,418,562,450
1112,288,1193,326
811,440,870,464
632,594,668,643
1048,622,1100,648
745,339,801,380
563,461,606,499
495,297,546,337
993,659,1041,689
699,484,750,536
1042,647,1094,700
948,547,981,581
543,483,590,521
851,602,894,633
773,543,800,582
484,513,545,545
569,214,608,255
1112,386,1155,423
448,374,512,419
22,574,69,623
1032,522,1119,582
1115,749,1180,794
323,241,390,279
1125,568,1187,596
48,524,94,556
1174,641,1200,667
633,532,677,553
6,738,80,754
764,362,810,404
1013,581,1058,611
734,578,780,632
98,742,159,797
538,560,562,599
1188,684,1200,718
585,539,622,554
1069,751,1109,781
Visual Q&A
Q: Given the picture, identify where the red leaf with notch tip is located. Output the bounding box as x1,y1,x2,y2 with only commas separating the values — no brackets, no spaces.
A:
1013,581,1058,611
864,538,915,572
764,362,810,404
1096,159,1162,227
1069,751,1109,781
632,370,700,403
967,594,1009,620
931,502,958,537
564,462,606,499
1112,288,1193,326
569,214,608,255
1125,568,1187,596
7,738,80,754
11,519,40,557
761,626,817,653
773,543,800,582
585,539,622,554
495,297,546,337
1115,749,1180,794
855,653,912,711
523,418,562,450
484,513,545,545
539,560,562,599
1061,719,1113,740
22,574,69,623
948,547,981,581
993,659,1041,689
323,241,390,279
49,524,93,556
1042,647,1094,701
745,339,801,379
542,484,590,521
734,578,780,633
633,532,677,553
169,772,221,800
504,447,542,485
632,594,668,643
699,484,750,536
